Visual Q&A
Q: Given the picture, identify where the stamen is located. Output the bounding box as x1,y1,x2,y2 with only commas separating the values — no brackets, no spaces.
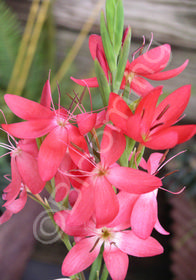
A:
146,32,154,52
89,237,101,253
81,80,93,112
141,108,145,119
159,149,169,165
160,170,179,180
73,90,86,113
157,150,186,173
156,104,170,121
0,109,7,124
48,69,51,81
159,186,186,195
3,174,11,182
56,82,62,115
149,122,164,131
132,36,146,60
68,142,96,169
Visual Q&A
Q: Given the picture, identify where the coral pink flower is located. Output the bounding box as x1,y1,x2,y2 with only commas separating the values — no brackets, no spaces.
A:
71,34,188,96
2,90,87,181
121,44,188,96
54,192,163,280
66,125,162,227
54,152,76,202
130,153,169,239
0,139,45,224
108,85,196,150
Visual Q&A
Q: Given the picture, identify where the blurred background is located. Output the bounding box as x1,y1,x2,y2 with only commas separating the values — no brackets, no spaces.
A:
0,0,196,279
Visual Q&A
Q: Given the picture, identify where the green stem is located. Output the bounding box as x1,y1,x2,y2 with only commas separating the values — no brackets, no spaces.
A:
89,245,104,280
100,264,109,280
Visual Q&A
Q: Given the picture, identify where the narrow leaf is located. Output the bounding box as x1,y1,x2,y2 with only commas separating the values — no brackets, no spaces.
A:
119,137,135,167
94,59,111,106
89,245,104,280
100,11,116,72
115,27,131,91
106,0,124,55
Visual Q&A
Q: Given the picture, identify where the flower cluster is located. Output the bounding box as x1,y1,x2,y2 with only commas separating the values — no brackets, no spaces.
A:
0,0,196,279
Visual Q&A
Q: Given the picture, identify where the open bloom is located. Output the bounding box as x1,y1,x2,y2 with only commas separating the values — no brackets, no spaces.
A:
2,83,87,181
66,125,162,227
108,85,196,150
71,34,188,96
54,192,163,280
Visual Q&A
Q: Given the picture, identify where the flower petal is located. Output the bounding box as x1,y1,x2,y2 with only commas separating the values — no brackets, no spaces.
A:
55,173,70,202
68,126,93,172
129,44,171,75
146,127,180,150
6,189,27,213
131,192,157,239
3,156,21,204
107,191,138,230
153,85,191,127
62,237,101,276
100,125,126,167
131,76,154,96
171,124,196,145
2,119,56,139
38,127,68,181
77,112,97,135
107,166,162,194
127,87,162,140
54,210,89,236
146,153,163,174
144,59,189,80
103,246,129,280
67,183,95,225
108,92,133,133
94,176,119,227
16,151,45,194
70,77,99,87
95,110,108,128
154,218,170,235
4,94,53,120
40,79,52,108
0,210,13,225
89,34,104,60
115,230,164,257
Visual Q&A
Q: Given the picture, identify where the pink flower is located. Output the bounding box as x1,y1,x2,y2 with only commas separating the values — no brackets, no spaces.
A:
54,192,163,280
130,153,169,239
108,85,196,150
66,125,162,227
0,139,45,224
71,34,188,96
121,44,188,96
2,84,88,181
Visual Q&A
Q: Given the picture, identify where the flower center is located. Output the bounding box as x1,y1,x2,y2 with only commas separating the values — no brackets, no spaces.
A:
95,163,108,177
101,227,112,240
57,116,67,127
124,71,135,84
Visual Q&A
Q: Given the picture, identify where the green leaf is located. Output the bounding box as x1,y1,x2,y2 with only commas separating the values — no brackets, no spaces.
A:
94,59,111,106
106,0,124,55
89,245,104,280
100,11,116,72
115,27,131,91
119,137,135,167
100,263,109,280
